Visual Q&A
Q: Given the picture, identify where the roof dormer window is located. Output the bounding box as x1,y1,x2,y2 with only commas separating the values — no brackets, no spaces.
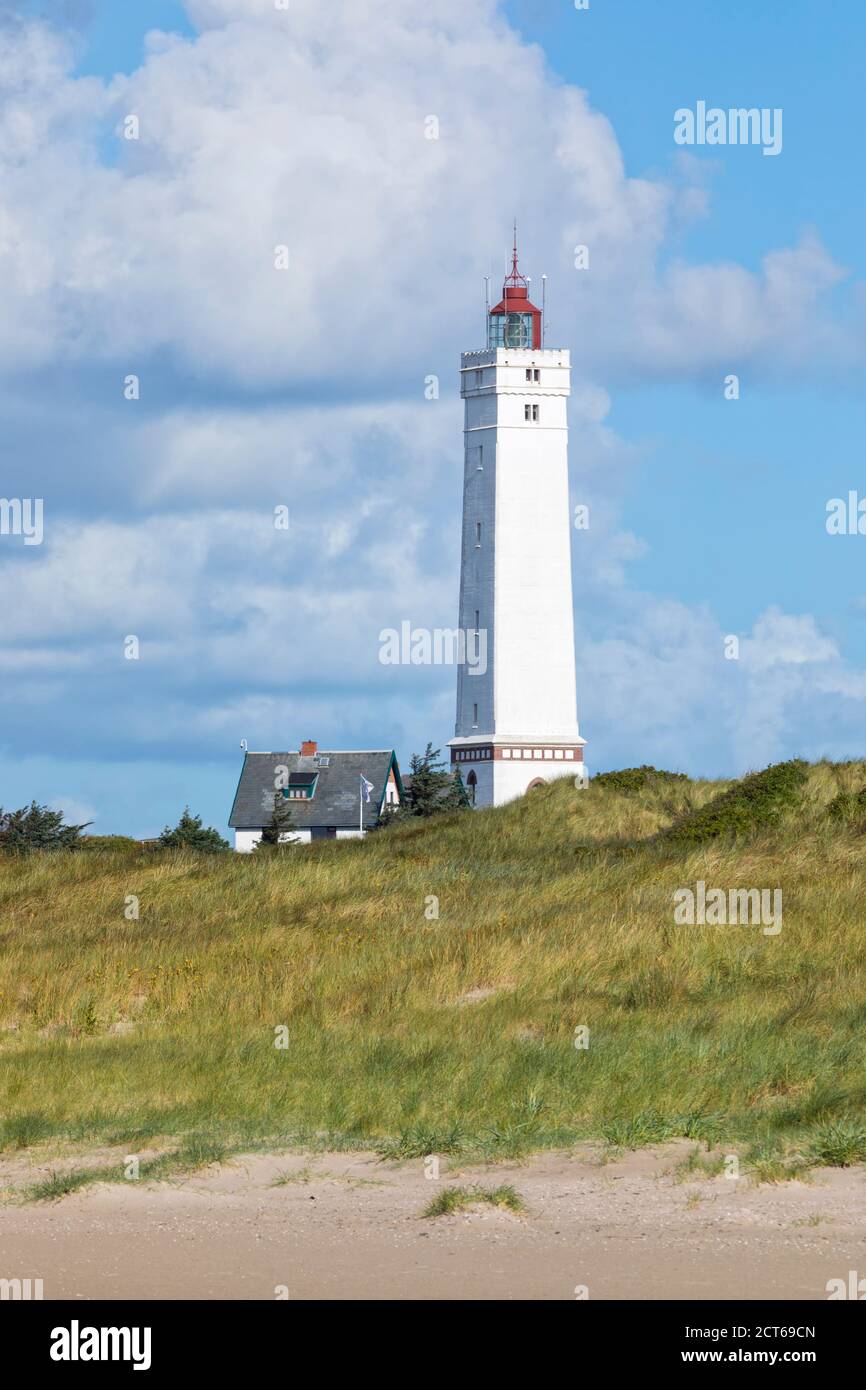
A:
283,772,318,800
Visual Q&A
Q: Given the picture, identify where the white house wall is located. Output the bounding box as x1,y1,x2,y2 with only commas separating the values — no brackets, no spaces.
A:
235,827,369,852
234,829,313,852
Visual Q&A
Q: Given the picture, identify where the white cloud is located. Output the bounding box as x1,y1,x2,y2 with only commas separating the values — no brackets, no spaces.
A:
130,399,458,508
742,607,839,670
579,593,866,777
49,794,97,829
0,3,857,385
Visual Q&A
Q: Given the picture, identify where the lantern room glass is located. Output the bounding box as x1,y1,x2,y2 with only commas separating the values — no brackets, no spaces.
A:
488,312,533,349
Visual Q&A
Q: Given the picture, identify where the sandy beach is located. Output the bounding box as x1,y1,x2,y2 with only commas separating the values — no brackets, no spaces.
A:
2,1141,864,1301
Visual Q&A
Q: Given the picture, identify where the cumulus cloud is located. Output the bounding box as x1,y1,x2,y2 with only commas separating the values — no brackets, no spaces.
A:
580,596,866,778
742,608,839,671
0,1,858,386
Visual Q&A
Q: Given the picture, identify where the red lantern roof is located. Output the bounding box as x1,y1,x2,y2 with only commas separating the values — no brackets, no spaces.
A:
489,224,542,349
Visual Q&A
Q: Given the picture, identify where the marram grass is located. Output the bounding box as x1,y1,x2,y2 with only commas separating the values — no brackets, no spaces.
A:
2,760,866,1170
422,1184,525,1218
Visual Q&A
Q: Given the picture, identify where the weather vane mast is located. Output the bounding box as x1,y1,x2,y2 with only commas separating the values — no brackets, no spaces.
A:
505,218,528,289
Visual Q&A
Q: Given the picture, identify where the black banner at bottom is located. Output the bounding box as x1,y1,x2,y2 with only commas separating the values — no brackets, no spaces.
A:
6,1298,860,1375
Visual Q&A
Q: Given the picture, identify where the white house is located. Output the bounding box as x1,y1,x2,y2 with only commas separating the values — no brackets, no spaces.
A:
448,232,586,807
228,741,403,852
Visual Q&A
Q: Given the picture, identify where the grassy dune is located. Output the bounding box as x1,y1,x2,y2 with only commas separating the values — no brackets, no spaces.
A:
2,760,866,1174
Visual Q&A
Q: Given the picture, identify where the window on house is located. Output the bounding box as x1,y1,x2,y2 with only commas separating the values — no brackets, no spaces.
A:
525,369,532,382
525,403,539,422
534,369,541,382
475,369,483,387
282,772,318,800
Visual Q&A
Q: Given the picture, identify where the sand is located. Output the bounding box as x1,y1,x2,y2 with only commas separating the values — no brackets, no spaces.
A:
1,1140,864,1300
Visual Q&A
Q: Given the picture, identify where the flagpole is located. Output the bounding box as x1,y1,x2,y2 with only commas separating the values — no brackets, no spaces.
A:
359,776,363,837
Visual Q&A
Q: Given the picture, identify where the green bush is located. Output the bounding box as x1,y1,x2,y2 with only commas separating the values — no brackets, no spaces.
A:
592,765,689,795
664,759,807,845
158,808,229,853
79,835,141,853
827,788,866,827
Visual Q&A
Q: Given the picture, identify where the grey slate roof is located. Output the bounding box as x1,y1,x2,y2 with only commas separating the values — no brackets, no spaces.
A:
229,750,401,831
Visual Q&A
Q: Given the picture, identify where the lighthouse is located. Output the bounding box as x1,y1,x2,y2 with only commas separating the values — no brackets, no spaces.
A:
448,232,586,807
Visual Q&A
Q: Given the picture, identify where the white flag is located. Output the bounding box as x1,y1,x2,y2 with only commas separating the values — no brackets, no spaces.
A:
360,774,374,803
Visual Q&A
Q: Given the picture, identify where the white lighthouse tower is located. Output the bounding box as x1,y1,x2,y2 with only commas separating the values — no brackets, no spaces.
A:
448,232,586,807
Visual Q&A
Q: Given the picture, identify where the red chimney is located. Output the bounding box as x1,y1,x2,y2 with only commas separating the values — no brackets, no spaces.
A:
300,740,318,756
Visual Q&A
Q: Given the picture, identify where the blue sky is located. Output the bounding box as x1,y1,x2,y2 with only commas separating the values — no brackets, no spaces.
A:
1,0,866,836
505,0,866,648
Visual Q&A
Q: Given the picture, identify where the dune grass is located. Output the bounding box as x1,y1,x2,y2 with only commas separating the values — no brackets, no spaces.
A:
422,1183,525,1218
21,1132,228,1202
2,759,866,1174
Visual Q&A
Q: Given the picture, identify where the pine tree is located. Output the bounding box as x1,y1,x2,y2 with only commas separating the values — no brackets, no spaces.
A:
255,792,297,850
441,767,472,812
0,801,92,854
404,744,450,816
380,745,470,824
158,807,229,852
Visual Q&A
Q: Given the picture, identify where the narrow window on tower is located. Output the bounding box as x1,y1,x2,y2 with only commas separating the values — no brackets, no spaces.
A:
477,444,483,471
467,770,477,805
472,703,478,727
474,609,480,629
475,521,482,546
